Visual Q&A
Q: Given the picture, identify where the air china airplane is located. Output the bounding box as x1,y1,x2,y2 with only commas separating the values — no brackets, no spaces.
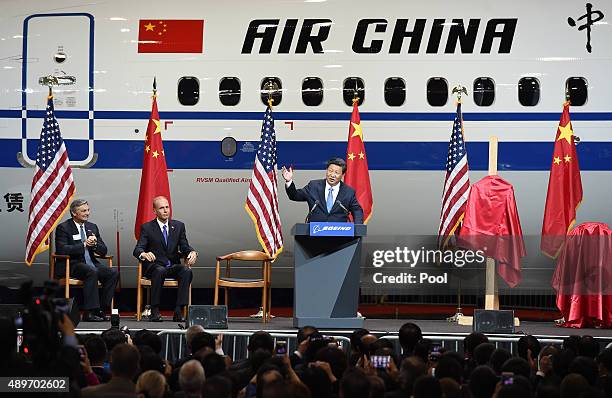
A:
0,0,610,294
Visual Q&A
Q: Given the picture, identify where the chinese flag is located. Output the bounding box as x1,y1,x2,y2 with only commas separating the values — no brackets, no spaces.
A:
138,20,204,53
541,102,583,257
345,100,373,224
134,94,172,239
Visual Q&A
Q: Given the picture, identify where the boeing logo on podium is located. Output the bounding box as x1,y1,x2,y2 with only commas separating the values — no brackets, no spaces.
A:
310,222,355,237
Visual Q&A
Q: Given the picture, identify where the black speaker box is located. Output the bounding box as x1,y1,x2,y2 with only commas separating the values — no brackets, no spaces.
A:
187,305,228,329
473,309,514,333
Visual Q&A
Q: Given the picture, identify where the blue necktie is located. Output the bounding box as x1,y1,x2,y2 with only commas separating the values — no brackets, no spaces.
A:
162,224,171,267
326,187,334,213
80,225,95,268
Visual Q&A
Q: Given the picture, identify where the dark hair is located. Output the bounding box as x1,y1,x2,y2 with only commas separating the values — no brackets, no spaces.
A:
248,331,274,353
578,336,601,359
297,325,318,344
435,354,463,383
490,348,512,375
133,329,162,355
399,322,423,355
326,158,347,174
568,356,599,386
84,335,107,364
469,366,498,398
101,328,128,352
110,343,140,379
202,375,233,398
202,352,227,379
413,375,442,398
349,328,369,352
501,357,531,379
597,347,612,372
299,365,332,398
138,345,164,374
315,346,348,381
340,368,371,398
518,335,541,362
191,331,216,354
473,343,496,366
464,332,489,358
563,335,581,354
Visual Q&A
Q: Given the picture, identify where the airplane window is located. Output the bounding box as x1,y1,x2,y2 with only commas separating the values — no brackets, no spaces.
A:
427,77,448,107
219,77,241,106
384,77,406,107
343,77,365,106
473,77,495,107
221,137,237,158
566,77,588,106
178,77,200,106
518,77,540,106
302,77,323,106
261,77,282,106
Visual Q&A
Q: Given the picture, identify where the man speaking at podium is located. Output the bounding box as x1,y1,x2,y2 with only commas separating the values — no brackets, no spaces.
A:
282,158,363,223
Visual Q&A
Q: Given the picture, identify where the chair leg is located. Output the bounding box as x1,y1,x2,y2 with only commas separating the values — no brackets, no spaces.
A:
136,282,142,321
183,284,191,319
262,284,267,324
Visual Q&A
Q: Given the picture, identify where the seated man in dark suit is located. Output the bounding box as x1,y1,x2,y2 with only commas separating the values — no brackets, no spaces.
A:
133,196,197,322
55,199,119,322
282,157,364,223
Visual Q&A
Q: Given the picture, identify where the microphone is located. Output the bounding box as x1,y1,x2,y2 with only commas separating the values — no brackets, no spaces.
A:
305,200,320,223
336,200,349,214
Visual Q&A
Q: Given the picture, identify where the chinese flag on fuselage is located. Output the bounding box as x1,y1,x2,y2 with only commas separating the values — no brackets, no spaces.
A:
138,20,204,53
345,100,373,223
541,102,583,258
134,94,172,240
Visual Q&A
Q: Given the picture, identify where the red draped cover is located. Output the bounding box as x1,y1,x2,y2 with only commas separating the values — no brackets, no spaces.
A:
552,222,612,328
458,175,526,288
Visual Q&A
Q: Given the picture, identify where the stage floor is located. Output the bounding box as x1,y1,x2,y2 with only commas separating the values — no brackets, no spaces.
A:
77,316,612,339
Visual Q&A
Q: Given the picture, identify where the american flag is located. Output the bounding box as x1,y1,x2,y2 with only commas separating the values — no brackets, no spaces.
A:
438,103,470,248
244,106,283,258
25,94,75,265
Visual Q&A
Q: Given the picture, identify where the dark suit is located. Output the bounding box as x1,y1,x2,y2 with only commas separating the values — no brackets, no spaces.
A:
133,219,194,308
286,179,364,223
55,219,118,310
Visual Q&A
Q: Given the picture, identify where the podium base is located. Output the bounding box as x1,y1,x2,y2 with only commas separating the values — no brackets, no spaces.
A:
293,316,365,329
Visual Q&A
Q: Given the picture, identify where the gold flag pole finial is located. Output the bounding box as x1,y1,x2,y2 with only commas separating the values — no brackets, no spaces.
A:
153,77,157,98
452,85,468,103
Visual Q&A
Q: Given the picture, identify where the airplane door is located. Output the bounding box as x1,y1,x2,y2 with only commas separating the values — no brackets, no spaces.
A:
21,13,95,167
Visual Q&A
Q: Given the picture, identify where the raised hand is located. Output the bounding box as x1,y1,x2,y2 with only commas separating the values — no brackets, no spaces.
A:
281,166,293,182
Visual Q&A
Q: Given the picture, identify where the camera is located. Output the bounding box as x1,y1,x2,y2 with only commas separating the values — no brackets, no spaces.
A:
501,372,514,385
371,355,391,369
274,341,287,357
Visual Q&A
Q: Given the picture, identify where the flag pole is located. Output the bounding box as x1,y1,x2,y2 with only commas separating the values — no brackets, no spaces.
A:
447,85,468,324
485,136,500,311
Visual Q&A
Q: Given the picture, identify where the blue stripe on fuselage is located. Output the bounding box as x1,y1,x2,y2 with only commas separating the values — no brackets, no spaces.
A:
0,138,609,171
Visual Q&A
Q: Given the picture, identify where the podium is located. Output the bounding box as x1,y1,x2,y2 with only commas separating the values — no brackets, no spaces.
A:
291,222,367,328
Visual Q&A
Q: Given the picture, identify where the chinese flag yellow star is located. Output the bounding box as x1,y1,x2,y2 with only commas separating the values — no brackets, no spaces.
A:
564,155,571,162
351,122,363,141
144,22,155,31
152,119,161,134
557,122,574,144
348,152,355,161
152,150,159,158
553,156,561,165
145,145,150,153
359,152,365,159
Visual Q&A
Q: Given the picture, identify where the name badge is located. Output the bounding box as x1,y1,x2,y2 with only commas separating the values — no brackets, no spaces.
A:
72,234,82,241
